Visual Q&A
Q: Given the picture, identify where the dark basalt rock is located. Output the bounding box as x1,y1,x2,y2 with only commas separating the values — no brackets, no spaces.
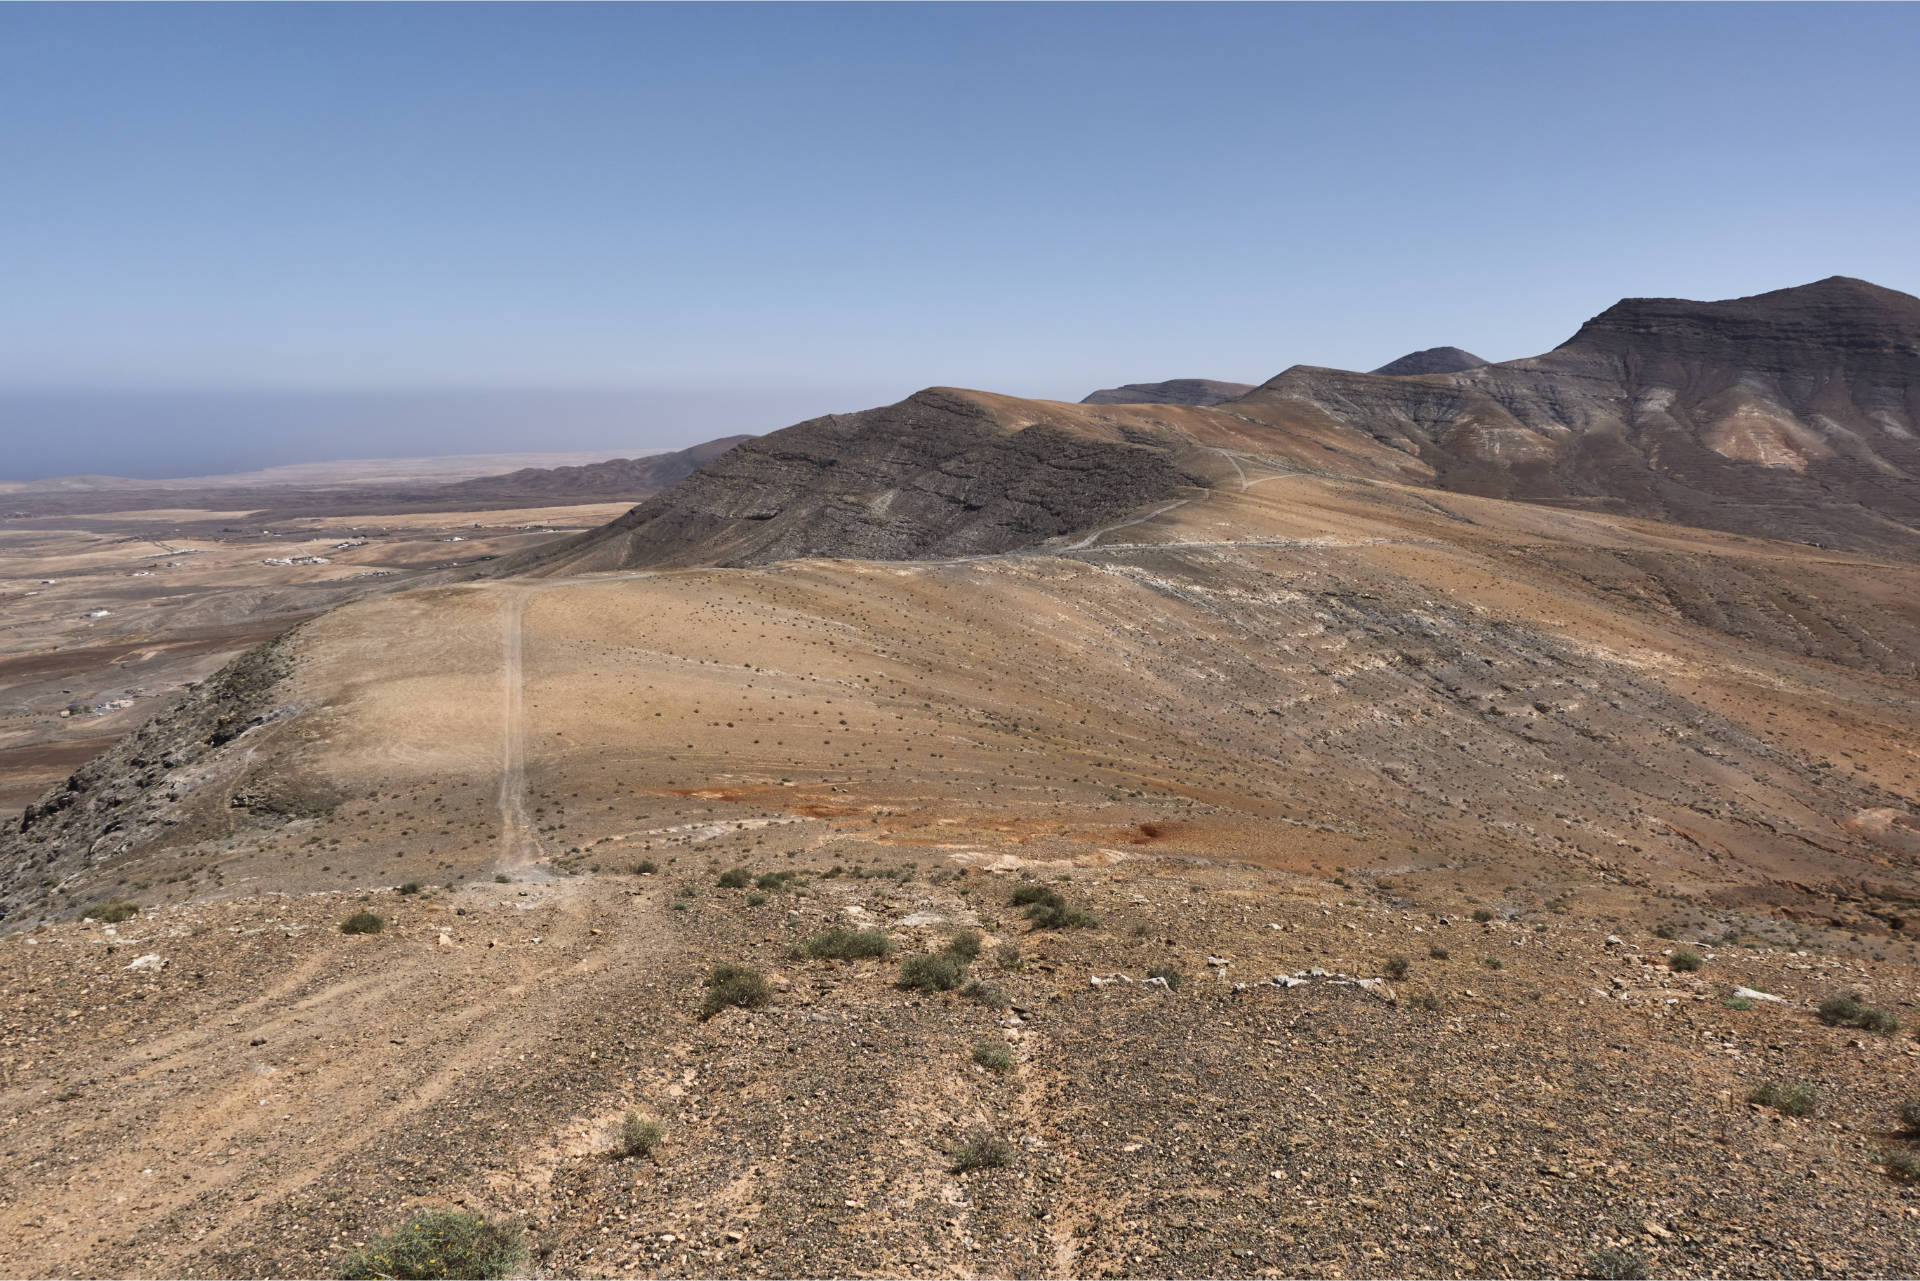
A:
1080,379,1255,407
1371,347,1488,376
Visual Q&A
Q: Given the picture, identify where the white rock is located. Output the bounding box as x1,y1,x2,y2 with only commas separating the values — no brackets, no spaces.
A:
1731,987,1785,1003
1143,975,1171,989
126,954,166,972
1206,956,1230,967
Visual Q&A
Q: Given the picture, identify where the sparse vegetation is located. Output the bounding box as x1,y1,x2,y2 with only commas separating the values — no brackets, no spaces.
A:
1412,992,1445,1012
899,951,967,992
754,870,798,891
1483,955,1505,970
1669,949,1703,972
619,1112,664,1158
1584,1246,1650,1280
972,1040,1013,1072
1011,885,1097,930
943,929,983,962
340,911,384,935
398,881,422,895
961,979,1009,1008
631,859,659,875
1471,908,1495,923
494,874,510,884
716,867,752,889
1885,1149,1920,1182
1725,995,1756,1011
798,927,895,960
1749,1080,1816,1116
993,941,1023,971
1428,945,1450,960
950,1130,1015,1173
337,1208,524,1280
1147,963,1182,990
700,963,771,1018
1900,1097,1920,1134
1383,955,1410,980
82,901,139,924
1817,990,1901,1034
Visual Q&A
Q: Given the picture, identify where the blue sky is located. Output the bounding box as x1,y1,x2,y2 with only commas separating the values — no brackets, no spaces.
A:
3,3,1917,480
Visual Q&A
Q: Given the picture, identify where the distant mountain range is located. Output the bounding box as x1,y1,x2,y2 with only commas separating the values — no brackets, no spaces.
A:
516,277,1920,573
1079,379,1254,407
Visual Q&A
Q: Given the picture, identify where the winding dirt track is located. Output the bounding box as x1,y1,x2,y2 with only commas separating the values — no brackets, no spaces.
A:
495,588,542,874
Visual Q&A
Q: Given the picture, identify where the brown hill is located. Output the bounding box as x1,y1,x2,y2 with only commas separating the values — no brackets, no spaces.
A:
1370,346,1487,376
1079,378,1254,406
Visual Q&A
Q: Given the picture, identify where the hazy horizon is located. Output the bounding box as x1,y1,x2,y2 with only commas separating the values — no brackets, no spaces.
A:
5,3,1916,480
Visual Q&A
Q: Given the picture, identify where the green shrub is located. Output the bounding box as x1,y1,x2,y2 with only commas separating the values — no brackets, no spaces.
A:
1653,923,1678,940
1670,950,1703,972
950,1131,1015,1173
494,874,510,884
700,964,770,1018
943,930,984,962
632,860,659,875
619,1112,664,1158
1749,1080,1816,1117
899,951,967,992
754,870,798,891
972,1041,1013,1073
716,867,752,889
800,927,895,960
1584,1246,1650,1280
1412,992,1445,1012
1899,1097,1920,1134
1885,1149,1920,1182
340,911,385,935
337,1208,524,1280
745,892,768,906
961,979,1008,1009
397,881,422,896
993,942,1023,971
1427,945,1450,960
1725,996,1756,1011
1147,963,1182,990
1483,955,1505,970
1013,886,1097,930
1471,908,1495,923
1383,955,1411,980
1817,990,1901,1034
83,901,139,924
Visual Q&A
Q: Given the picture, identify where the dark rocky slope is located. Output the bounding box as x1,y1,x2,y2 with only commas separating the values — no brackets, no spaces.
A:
1239,277,1920,553
1080,378,1254,407
430,434,752,503
1370,346,1488,376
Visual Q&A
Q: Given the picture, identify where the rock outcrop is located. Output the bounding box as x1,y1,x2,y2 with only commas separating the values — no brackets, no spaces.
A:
1370,346,1487,376
1080,379,1254,407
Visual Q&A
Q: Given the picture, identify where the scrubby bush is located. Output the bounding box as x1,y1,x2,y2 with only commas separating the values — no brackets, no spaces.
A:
700,964,770,1018
745,892,768,906
620,1112,664,1158
950,1131,1015,1173
494,874,510,884
962,979,1009,1009
1483,956,1506,970
1725,995,1756,1012
1147,963,1182,990
972,1041,1013,1073
799,927,895,960
993,942,1023,971
1584,1246,1650,1280
1669,950,1703,972
754,870,798,891
1428,945,1450,960
899,951,967,992
1412,992,1445,1012
398,881,422,895
1383,955,1411,980
1012,885,1097,930
337,1208,524,1280
632,860,659,875
1653,923,1678,940
1471,908,1495,923
83,901,140,924
943,930,984,962
1817,990,1900,1035
1885,1149,1920,1182
1899,1097,1920,1134
716,867,752,889
1749,1080,1816,1117
340,911,384,935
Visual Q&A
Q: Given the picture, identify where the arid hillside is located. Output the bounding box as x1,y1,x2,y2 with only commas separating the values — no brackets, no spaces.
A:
3,464,1919,1278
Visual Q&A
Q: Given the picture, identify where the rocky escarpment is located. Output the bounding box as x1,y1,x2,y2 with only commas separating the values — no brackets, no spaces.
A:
506,388,1222,573
1080,378,1254,407
1239,277,1920,553
0,636,302,925
1370,346,1487,376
